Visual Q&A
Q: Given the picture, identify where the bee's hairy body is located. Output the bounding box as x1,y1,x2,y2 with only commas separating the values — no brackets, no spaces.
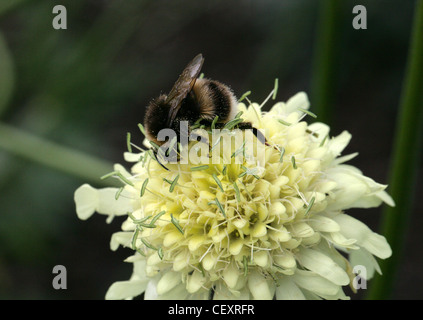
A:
142,53,267,172
144,78,238,146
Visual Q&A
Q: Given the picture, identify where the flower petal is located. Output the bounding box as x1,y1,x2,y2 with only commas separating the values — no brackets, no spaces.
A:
222,263,240,289
145,276,190,300
105,279,148,300
248,271,274,300
187,270,206,293
213,282,250,300
297,248,350,286
124,152,143,162
286,91,310,114
333,214,392,259
326,165,392,210
327,131,351,159
156,271,182,295
110,231,133,251
144,277,159,300
317,287,350,300
307,122,330,141
74,184,134,221
292,270,341,296
276,277,305,300
349,248,381,280
326,232,359,249
74,184,98,220
308,215,340,232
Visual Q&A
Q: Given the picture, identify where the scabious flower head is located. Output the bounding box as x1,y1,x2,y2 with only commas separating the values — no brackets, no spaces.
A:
74,91,393,300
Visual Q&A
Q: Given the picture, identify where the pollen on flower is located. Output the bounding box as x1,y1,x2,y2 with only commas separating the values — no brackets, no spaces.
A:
74,91,394,300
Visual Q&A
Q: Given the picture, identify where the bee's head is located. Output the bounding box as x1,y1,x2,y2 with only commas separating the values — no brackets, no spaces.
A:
143,94,172,145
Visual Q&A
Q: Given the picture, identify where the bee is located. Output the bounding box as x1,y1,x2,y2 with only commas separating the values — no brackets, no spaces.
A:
143,53,266,169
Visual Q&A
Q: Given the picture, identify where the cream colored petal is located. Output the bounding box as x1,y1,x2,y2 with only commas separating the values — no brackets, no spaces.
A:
316,240,351,269
317,287,350,300
74,184,99,220
213,283,249,300
325,170,365,211
237,102,248,114
288,222,315,238
297,248,350,286
285,92,310,114
124,253,144,263
374,190,395,207
97,188,134,216
307,122,330,141
145,276,190,300
254,251,269,268
274,251,296,270
202,253,216,271
326,165,391,210
229,238,244,255
144,277,159,300
327,131,351,158
114,163,132,178
276,277,306,300
213,289,235,300
147,252,162,267
326,232,359,250
349,248,381,280
131,257,148,280
243,103,263,125
314,180,337,194
156,271,182,295
308,215,340,232
252,222,267,238
105,279,148,300
142,138,152,148
124,152,143,162
301,290,323,300
188,235,207,252
247,271,274,300
268,101,286,115
350,187,395,208
292,270,341,296
74,184,134,221
187,290,210,300
333,214,392,259
222,263,240,289
186,270,206,293
159,283,190,300
110,231,133,251
333,152,359,165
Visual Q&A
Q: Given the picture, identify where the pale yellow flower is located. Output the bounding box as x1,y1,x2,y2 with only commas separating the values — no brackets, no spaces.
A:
74,92,393,300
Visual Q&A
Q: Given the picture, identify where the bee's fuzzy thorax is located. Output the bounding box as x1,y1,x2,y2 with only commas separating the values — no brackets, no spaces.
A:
143,54,239,149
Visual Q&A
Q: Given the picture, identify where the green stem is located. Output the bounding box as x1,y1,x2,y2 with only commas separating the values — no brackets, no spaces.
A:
310,0,343,125
0,31,14,118
367,0,423,300
0,123,116,186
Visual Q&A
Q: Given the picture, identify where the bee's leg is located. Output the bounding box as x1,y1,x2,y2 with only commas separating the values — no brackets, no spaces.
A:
151,148,170,171
227,121,276,148
233,122,280,150
212,121,270,146
236,122,267,145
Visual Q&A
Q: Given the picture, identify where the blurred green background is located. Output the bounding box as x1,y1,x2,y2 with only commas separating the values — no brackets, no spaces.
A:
0,0,421,299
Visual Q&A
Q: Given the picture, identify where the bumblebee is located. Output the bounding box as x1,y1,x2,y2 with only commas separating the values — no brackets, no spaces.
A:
143,53,266,168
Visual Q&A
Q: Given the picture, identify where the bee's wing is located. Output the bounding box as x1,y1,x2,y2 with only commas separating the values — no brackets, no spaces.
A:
165,54,204,127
